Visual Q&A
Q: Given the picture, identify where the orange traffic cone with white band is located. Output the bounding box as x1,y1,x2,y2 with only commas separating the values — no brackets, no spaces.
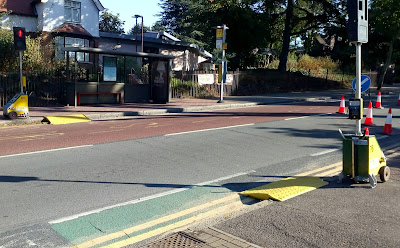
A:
364,101,373,125
382,108,393,134
397,94,400,105
375,92,383,109
364,127,370,136
337,95,346,114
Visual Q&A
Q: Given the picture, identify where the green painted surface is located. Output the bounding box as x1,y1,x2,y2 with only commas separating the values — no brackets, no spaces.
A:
52,184,233,244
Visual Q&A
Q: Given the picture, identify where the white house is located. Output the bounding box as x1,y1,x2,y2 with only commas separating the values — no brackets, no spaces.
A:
1,0,104,62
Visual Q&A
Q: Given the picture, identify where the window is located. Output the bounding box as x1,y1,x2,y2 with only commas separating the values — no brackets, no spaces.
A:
65,0,81,23
55,36,90,62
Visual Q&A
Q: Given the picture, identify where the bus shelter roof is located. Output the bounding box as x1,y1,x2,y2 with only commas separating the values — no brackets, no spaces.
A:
62,47,175,60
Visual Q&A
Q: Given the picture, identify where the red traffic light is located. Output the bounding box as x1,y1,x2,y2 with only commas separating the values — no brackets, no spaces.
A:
13,27,27,51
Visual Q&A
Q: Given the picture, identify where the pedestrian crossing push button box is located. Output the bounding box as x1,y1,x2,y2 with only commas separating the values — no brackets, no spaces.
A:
348,98,363,120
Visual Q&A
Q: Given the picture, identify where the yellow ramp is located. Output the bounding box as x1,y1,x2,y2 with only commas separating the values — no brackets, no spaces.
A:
240,177,328,202
44,114,91,125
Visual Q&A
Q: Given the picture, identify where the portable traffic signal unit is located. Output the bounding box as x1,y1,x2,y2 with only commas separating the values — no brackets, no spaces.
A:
3,93,29,119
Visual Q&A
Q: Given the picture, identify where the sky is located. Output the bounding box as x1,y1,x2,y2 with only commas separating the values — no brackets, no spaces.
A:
99,0,163,32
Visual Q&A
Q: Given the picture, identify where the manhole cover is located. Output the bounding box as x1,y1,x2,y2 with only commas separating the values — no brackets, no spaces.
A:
142,231,206,248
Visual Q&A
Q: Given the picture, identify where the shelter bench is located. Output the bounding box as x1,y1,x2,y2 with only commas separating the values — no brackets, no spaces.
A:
77,92,122,105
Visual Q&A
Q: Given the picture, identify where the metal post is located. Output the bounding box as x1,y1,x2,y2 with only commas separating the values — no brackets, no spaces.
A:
218,24,227,103
219,51,225,103
141,16,144,53
19,51,23,93
74,56,78,108
135,17,138,52
355,42,362,136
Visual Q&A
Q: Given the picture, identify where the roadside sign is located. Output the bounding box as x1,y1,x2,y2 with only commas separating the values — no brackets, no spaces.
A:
352,75,371,92
216,39,222,49
216,28,223,38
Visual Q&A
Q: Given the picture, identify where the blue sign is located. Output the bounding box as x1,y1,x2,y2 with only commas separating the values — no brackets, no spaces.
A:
352,75,371,92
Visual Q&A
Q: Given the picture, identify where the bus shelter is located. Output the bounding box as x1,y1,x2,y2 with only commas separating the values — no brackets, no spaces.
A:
62,47,174,106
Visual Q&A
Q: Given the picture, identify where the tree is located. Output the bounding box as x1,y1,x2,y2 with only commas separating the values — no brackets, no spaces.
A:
369,0,400,89
128,24,150,36
277,0,345,72
0,29,56,74
99,9,125,33
159,0,279,69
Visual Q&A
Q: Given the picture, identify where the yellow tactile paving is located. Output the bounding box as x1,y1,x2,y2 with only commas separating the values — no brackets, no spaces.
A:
240,177,328,201
44,114,91,125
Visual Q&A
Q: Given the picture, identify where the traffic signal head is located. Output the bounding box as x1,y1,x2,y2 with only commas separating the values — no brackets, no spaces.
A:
13,27,27,51
347,0,368,43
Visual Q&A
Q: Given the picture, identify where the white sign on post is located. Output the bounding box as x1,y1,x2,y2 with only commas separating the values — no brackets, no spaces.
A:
216,39,222,49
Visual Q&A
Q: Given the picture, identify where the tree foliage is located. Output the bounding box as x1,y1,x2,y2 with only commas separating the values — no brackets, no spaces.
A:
369,0,400,89
99,9,125,34
0,29,57,74
128,24,150,36
158,0,346,70
159,0,280,69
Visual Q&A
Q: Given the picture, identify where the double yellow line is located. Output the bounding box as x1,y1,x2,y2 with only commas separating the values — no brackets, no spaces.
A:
73,163,345,248
74,146,400,248
74,194,250,248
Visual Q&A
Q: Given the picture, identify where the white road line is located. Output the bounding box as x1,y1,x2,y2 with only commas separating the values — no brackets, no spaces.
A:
0,145,94,159
284,116,309,121
164,123,255,136
310,148,341,157
49,170,255,224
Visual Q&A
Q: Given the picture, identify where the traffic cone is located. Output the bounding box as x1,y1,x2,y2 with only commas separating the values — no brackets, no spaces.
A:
364,127,370,136
397,94,400,105
375,92,383,109
337,95,346,114
364,101,373,125
382,108,393,134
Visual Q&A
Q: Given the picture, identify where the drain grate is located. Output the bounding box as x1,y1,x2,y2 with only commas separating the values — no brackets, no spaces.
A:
142,231,206,248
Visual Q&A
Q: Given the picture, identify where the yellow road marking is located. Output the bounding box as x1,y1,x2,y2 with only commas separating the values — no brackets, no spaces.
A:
72,153,396,248
295,162,341,177
110,123,138,129
89,129,124,134
315,167,342,177
98,197,254,248
0,132,64,141
74,194,240,248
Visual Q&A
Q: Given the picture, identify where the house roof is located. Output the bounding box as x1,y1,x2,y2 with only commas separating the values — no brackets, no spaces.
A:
0,0,37,16
100,31,213,59
53,23,92,37
62,47,175,60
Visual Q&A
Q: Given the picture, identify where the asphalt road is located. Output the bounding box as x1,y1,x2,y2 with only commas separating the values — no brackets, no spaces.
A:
0,102,338,156
0,100,398,247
